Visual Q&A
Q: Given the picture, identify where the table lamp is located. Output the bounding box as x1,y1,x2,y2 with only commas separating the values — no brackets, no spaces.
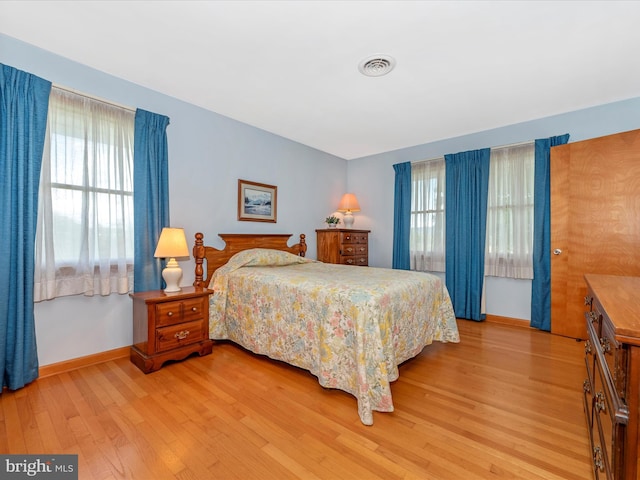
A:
337,193,361,228
154,227,190,292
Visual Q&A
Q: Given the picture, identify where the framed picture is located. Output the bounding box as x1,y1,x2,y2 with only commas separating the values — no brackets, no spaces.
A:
238,179,277,222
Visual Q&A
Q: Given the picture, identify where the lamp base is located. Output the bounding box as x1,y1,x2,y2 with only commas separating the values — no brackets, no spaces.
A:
162,258,183,293
343,212,355,228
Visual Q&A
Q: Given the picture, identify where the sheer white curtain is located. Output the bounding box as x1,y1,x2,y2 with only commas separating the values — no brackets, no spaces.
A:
410,158,446,272
484,142,535,279
34,88,135,301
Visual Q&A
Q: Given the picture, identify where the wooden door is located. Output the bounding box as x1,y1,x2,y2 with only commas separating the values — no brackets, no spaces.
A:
550,129,640,339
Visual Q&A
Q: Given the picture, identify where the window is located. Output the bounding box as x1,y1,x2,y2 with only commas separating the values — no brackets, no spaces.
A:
410,158,446,272
34,87,135,301
409,142,535,279
484,143,535,279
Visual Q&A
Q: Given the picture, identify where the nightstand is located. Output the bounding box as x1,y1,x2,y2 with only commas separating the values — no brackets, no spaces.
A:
316,228,370,266
130,286,213,373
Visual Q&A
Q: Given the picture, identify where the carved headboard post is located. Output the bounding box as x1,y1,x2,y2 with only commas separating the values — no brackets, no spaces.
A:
299,233,307,257
193,232,205,287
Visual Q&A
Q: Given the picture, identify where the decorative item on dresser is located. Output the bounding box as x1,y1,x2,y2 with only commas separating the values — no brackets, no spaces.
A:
316,228,369,266
583,274,640,480
337,193,361,228
130,286,213,373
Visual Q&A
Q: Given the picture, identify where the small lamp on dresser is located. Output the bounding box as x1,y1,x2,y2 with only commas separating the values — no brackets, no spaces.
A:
154,227,190,293
337,193,361,228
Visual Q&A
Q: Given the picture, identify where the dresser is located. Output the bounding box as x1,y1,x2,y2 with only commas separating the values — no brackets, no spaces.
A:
583,274,640,479
130,286,213,373
316,228,370,266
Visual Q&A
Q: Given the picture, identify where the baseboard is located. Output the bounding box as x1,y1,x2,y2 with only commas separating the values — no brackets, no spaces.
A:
484,314,532,328
38,346,130,379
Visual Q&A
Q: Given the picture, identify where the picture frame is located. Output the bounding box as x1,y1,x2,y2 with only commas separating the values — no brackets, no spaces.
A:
238,179,277,223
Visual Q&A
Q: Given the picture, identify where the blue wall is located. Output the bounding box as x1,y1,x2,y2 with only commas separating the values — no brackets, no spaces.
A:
348,96,640,320
3,30,640,363
1,33,347,365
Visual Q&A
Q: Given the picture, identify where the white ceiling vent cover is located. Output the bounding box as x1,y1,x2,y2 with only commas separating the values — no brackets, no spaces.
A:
358,55,396,77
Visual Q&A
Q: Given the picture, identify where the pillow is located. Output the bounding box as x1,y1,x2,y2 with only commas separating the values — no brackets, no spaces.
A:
226,248,312,268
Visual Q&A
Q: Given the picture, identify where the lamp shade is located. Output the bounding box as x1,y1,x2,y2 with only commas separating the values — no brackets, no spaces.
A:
337,193,361,213
154,228,189,259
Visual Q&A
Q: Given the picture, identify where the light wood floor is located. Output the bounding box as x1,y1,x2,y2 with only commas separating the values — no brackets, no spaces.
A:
1,320,592,480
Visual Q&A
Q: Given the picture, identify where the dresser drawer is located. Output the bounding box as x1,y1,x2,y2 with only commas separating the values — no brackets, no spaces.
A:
156,319,207,353
340,255,368,266
340,243,368,257
340,232,368,244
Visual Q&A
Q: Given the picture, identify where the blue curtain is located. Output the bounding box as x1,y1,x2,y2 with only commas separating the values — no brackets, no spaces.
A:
444,148,491,321
392,162,411,270
133,109,170,293
0,64,51,389
530,133,570,331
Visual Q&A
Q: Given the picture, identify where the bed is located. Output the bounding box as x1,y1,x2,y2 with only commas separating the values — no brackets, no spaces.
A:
193,232,460,425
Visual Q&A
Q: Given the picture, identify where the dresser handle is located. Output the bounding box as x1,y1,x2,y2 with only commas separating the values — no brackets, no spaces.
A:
167,311,174,317
593,447,604,472
346,259,354,264
191,307,197,312
595,392,606,414
174,330,190,340
587,311,599,323
583,379,591,394
584,295,593,306
599,337,611,354
584,340,592,355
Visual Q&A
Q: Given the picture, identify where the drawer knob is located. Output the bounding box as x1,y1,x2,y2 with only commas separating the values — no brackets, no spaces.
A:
167,311,174,317
174,330,190,340
191,307,197,312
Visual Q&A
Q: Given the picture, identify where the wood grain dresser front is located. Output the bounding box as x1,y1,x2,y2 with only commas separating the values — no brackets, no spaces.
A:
583,275,640,479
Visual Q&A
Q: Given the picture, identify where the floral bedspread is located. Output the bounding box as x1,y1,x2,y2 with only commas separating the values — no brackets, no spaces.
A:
208,248,459,425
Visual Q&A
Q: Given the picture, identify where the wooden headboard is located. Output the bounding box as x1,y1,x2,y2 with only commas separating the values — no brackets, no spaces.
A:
193,232,307,288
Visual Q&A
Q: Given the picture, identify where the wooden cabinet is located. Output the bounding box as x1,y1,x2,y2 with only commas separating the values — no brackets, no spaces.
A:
130,286,213,373
583,275,640,479
316,228,370,266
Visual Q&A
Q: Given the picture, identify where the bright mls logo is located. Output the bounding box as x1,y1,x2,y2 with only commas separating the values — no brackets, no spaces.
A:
1,455,78,479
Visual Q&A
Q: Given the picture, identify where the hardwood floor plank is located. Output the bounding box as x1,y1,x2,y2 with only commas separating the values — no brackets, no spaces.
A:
1,320,593,479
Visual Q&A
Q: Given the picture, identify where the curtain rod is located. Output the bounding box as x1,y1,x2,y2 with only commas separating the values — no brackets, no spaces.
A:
411,139,534,164
52,83,136,113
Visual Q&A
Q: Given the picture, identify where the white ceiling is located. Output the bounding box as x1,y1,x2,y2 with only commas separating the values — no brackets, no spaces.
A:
2,1,640,160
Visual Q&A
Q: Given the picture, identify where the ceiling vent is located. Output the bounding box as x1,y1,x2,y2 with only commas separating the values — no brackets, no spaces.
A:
358,55,396,77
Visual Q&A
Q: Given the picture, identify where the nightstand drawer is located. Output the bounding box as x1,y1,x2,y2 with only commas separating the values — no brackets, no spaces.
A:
155,297,206,327
156,319,206,353
156,302,184,326
182,297,206,323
